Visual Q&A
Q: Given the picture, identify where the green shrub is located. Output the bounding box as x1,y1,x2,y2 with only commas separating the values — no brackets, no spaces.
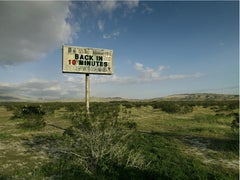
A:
59,104,147,177
150,101,193,114
231,113,239,130
18,105,46,130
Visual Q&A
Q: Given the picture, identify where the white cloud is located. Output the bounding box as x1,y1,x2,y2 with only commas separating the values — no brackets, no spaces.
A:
96,0,139,14
141,3,154,14
0,77,85,100
103,31,120,39
134,63,144,71
76,1,139,39
98,20,105,32
0,64,203,99
123,0,139,9
134,62,167,79
98,1,119,13
0,1,142,66
0,1,75,66
133,62,203,83
158,66,166,72
63,62,203,87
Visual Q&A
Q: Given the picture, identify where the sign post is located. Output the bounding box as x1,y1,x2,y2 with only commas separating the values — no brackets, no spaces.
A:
85,73,90,116
62,45,113,116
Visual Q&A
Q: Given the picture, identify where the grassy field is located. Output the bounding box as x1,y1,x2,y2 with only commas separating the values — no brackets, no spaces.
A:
130,105,238,167
0,100,239,179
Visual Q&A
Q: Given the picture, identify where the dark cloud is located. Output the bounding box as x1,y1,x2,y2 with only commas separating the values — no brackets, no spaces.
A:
0,1,74,66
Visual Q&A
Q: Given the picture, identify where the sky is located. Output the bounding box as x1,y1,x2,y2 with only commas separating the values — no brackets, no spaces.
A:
0,1,238,100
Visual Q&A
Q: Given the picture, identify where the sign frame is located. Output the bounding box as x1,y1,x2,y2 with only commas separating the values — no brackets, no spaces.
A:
62,45,114,75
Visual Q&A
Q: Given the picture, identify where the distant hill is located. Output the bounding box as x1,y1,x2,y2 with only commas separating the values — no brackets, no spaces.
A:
152,93,239,101
58,97,134,102
0,94,38,102
0,95,21,101
61,94,239,102
0,93,239,102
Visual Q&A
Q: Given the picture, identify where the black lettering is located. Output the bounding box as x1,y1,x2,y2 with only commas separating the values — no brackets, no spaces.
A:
97,56,103,61
80,55,84,60
79,60,84,65
89,55,94,60
92,61,96,66
86,61,91,66
75,54,79,59
104,62,108,67
100,62,103,66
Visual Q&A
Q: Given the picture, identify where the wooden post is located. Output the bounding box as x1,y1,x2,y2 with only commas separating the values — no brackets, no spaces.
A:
85,73,90,117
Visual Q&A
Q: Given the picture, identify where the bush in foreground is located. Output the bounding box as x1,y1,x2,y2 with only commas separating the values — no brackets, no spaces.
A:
55,105,149,177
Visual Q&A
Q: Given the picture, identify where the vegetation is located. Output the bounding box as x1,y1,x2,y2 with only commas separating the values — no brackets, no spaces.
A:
0,99,239,179
16,105,46,130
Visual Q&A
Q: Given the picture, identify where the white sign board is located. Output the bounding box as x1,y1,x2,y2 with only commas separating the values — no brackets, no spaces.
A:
62,45,113,75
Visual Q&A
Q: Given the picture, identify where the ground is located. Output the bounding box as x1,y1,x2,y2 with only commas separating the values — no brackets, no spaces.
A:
0,101,238,179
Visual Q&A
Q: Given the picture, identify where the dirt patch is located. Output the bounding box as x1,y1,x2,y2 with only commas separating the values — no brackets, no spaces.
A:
182,136,239,170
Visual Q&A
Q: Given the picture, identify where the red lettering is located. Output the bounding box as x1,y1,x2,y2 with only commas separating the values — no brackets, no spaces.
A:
68,59,76,65
72,59,76,65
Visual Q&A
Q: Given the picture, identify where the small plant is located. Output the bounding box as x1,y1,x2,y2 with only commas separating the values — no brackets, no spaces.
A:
19,105,46,130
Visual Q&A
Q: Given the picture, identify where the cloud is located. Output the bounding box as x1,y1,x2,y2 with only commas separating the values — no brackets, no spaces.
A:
134,62,167,78
64,62,203,86
167,72,203,80
97,1,119,13
0,1,142,66
0,63,203,99
141,3,154,14
103,31,120,39
76,1,139,39
0,78,85,100
133,62,203,82
98,20,104,32
0,1,75,66
123,0,139,9
134,63,144,71
80,1,137,17
96,0,139,14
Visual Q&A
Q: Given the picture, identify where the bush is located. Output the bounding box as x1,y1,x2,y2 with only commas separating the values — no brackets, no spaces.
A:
160,102,180,114
18,105,46,130
60,105,148,177
230,112,239,145
231,113,239,130
151,101,193,114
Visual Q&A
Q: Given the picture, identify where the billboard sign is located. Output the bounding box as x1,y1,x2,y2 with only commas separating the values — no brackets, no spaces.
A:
62,45,113,75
